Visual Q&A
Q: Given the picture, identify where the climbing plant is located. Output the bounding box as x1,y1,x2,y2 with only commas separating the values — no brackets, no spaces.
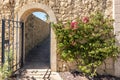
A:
52,12,120,76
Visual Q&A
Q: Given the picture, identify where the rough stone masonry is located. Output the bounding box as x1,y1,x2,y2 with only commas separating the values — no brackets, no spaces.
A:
0,0,120,77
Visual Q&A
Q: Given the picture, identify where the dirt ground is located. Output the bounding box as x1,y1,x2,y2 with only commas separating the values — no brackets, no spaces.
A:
59,71,120,80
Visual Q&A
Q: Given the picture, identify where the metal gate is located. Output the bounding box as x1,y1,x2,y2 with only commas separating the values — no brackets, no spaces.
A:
1,19,24,72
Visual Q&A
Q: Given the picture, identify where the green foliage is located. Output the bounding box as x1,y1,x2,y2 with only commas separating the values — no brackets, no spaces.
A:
52,12,119,76
0,50,13,80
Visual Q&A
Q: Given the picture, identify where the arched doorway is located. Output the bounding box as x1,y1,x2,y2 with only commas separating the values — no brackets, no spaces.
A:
17,3,57,71
24,12,50,69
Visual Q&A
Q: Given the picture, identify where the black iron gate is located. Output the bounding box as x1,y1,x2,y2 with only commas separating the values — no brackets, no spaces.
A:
1,19,24,72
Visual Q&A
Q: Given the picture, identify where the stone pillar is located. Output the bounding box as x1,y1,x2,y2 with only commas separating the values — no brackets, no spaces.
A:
51,27,57,71
113,0,120,77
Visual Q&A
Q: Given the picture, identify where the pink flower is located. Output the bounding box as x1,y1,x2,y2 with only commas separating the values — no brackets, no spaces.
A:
70,20,78,30
82,16,89,23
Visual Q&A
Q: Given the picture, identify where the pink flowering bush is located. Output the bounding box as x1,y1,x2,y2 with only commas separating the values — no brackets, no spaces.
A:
82,16,89,23
70,20,78,30
52,12,119,76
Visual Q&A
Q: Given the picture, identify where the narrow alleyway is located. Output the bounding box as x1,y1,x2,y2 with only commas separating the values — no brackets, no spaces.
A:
24,36,50,69
16,36,63,80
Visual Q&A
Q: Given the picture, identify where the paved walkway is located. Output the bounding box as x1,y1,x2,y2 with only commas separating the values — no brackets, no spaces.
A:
17,36,63,80
25,36,50,69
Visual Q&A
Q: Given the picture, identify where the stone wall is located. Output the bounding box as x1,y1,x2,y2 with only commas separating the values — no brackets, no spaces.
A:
97,58,114,76
0,0,112,21
1,0,120,77
25,14,49,56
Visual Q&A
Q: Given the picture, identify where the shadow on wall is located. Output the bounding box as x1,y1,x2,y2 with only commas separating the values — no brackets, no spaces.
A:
25,14,49,57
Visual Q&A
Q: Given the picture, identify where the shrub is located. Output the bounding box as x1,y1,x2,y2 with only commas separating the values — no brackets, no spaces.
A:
0,49,13,80
52,12,119,76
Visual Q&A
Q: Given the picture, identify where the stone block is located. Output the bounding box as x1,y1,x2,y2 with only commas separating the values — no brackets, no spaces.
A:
106,63,113,69
115,56,120,77
115,16,120,23
114,0,120,5
114,22,120,34
0,0,115,74
97,62,106,75
68,0,71,3
60,2,65,6
115,5,120,14
97,68,106,75
105,58,113,64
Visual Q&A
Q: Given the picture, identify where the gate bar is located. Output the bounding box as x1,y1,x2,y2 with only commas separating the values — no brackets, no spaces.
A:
1,19,5,65
21,22,24,68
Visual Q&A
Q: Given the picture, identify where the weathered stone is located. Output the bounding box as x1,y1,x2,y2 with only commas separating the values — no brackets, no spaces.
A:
68,0,71,4
60,2,65,6
115,56,120,77
106,69,115,76
49,1,55,7
1,0,120,77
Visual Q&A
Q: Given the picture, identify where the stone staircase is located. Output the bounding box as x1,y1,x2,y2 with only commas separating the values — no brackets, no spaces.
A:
11,37,63,80
18,69,51,80
16,69,63,80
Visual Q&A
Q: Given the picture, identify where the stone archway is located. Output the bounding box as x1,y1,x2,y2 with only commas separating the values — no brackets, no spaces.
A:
17,3,57,71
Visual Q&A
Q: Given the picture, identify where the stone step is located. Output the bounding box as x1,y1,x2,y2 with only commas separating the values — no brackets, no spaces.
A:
21,69,51,73
20,69,51,73
19,78,50,80
20,75,50,79
21,72,51,75
19,69,51,79
18,70,63,80
19,74,51,80
21,72,51,77
18,76,51,80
